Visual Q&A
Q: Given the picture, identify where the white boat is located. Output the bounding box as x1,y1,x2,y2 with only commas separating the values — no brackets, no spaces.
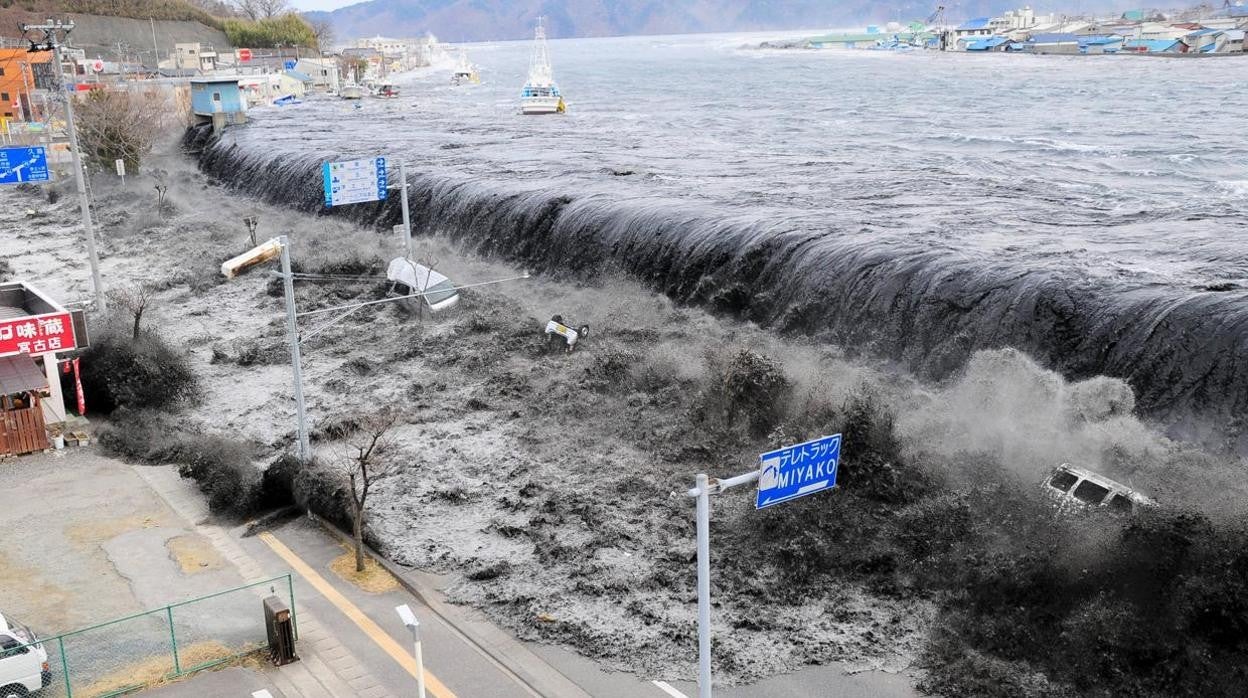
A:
451,50,480,85
520,18,565,115
340,85,364,99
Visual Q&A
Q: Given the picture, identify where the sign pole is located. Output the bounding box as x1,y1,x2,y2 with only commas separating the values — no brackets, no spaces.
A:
685,434,840,698
25,21,107,312
400,161,412,259
279,235,310,461
694,473,712,698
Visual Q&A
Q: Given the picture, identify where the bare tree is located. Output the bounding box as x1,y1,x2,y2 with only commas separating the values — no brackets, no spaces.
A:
107,283,156,340
233,0,289,20
335,409,400,572
150,168,170,217
307,16,334,50
74,88,169,175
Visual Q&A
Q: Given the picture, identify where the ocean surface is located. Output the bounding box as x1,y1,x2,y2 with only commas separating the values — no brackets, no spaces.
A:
195,33,1248,427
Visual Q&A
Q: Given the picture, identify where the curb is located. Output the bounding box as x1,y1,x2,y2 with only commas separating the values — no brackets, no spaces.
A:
306,511,592,698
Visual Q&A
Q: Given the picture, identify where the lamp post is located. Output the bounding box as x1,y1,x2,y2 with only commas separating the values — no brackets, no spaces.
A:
395,604,426,698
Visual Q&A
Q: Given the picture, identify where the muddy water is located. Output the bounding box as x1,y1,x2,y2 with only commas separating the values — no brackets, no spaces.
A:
190,33,1248,435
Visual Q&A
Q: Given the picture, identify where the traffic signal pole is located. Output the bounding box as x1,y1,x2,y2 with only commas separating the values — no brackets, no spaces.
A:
22,19,107,312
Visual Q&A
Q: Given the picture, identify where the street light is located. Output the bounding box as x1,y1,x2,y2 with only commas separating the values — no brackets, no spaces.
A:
395,604,426,698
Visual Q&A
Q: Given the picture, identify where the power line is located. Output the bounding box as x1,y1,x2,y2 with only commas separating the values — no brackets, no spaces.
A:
20,19,107,312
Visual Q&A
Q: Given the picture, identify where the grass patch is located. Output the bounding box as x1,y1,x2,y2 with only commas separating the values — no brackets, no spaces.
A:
80,641,264,697
166,535,226,575
328,548,399,594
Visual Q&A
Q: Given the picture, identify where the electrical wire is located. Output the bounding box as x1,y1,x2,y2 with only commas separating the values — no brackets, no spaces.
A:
296,273,530,319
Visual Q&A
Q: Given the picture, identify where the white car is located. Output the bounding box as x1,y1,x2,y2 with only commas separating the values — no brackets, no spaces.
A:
0,612,50,697
1043,463,1153,514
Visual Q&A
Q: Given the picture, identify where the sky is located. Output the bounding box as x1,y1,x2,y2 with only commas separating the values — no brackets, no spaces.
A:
291,0,358,12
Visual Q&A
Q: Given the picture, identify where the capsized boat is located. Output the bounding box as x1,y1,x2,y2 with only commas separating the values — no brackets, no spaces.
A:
520,18,565,114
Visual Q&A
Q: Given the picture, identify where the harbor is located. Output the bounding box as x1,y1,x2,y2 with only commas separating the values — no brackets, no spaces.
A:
765,3,1248,54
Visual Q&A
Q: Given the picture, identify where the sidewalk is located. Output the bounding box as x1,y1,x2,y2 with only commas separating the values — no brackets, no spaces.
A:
135,465,396,698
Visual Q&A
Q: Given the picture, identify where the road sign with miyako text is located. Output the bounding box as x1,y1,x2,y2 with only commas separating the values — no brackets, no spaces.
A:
322,157,388,207
756,433,841,509
0,312,77,357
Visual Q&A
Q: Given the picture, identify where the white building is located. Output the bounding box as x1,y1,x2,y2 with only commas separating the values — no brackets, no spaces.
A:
295,57,340,93
172,43,218,72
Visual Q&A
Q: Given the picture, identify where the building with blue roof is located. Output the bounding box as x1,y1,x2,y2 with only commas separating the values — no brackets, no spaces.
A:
954,17,994,46
965,36,1011,51
1122,38,1181,53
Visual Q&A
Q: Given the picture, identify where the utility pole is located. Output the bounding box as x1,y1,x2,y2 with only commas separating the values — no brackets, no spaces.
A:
399,162,412,259
22,19,107,312
278,235,311,462
150,17,160,70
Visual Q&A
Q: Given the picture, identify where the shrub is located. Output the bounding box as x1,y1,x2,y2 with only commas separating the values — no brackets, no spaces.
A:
697,348,790,438
78,329,197,414
177,439,262,515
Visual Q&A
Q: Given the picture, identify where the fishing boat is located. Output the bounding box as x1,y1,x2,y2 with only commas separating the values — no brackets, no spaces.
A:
520,18,565,114
451,50,480,85
376,81,399,98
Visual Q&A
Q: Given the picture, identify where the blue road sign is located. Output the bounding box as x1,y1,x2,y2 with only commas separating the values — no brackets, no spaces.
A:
322,156,388,207
284,59,297,70
0,146,50,185
755,433,841,509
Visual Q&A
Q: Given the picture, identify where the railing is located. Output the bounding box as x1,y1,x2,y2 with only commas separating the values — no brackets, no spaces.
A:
4,574,296,697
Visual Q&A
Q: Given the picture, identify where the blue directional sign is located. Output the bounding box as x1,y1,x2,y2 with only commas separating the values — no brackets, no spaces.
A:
284,59,297,70
0,146,50,185
756,433,841,509
322,156,388,207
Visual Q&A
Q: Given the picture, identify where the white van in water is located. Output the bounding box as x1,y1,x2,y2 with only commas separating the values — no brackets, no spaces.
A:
0,612,50,697
1043,463,1154,514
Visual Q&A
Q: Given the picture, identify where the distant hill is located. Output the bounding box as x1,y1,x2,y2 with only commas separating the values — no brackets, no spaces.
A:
309,0,1135,43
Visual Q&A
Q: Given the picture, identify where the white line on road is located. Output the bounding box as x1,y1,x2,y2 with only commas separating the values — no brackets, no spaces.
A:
652,680,690,698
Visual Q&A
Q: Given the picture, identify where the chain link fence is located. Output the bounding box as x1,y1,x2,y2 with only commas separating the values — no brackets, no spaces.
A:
2,574,295,698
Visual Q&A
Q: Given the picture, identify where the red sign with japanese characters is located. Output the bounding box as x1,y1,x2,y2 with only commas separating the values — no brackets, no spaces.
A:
0,312,77,357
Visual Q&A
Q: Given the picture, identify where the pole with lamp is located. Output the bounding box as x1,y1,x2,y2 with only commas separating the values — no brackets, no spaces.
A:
395,604,426,698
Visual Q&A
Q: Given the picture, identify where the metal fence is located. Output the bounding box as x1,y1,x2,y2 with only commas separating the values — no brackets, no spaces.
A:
4,574,296,698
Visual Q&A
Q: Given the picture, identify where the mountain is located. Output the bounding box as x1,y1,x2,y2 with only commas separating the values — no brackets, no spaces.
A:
308,0,1133,43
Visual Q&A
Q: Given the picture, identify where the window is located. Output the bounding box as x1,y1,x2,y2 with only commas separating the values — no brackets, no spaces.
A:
1047,470,1078,493
212,91,221,102
0,93,8,102
1072,479,1111,505
0,68,5,76
1107,494,1133,514
0,637,27,658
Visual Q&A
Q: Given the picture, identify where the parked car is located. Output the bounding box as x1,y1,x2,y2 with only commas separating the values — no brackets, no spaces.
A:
0,612,50,697
1042,463,1153,514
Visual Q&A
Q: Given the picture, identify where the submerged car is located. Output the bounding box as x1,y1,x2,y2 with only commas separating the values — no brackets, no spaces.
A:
1043,463,1154,514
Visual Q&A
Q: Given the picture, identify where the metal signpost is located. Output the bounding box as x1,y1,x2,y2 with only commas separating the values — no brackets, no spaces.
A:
686,433,842,698
322,156,413,259
0,146,51,184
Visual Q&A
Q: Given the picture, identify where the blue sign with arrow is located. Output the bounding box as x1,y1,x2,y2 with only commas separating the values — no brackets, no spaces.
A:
0,146,50,185
756,433,841,509
322,156,388,207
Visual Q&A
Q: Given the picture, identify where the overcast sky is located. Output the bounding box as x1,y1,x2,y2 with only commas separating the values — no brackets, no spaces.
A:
291,0,357,13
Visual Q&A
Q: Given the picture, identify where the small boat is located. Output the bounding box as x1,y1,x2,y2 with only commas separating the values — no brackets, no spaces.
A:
520,18,565,115
340,83,364,99
451,50,480,85
377,82,399,98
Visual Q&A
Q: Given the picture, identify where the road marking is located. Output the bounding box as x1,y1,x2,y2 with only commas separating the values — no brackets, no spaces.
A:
652,680,690,698
259,532,457,698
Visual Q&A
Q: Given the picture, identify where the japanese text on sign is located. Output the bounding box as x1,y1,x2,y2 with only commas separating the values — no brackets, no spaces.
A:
0,312,77,357
322,157,388,207
756,433,841,509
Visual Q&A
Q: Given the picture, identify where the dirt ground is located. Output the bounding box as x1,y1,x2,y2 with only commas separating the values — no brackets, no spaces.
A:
5,139,1242,686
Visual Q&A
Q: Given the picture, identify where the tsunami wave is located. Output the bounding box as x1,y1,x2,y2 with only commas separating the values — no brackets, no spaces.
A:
186,124,1248,437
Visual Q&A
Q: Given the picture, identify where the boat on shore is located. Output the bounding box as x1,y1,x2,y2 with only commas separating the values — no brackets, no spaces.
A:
520,18,565,114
